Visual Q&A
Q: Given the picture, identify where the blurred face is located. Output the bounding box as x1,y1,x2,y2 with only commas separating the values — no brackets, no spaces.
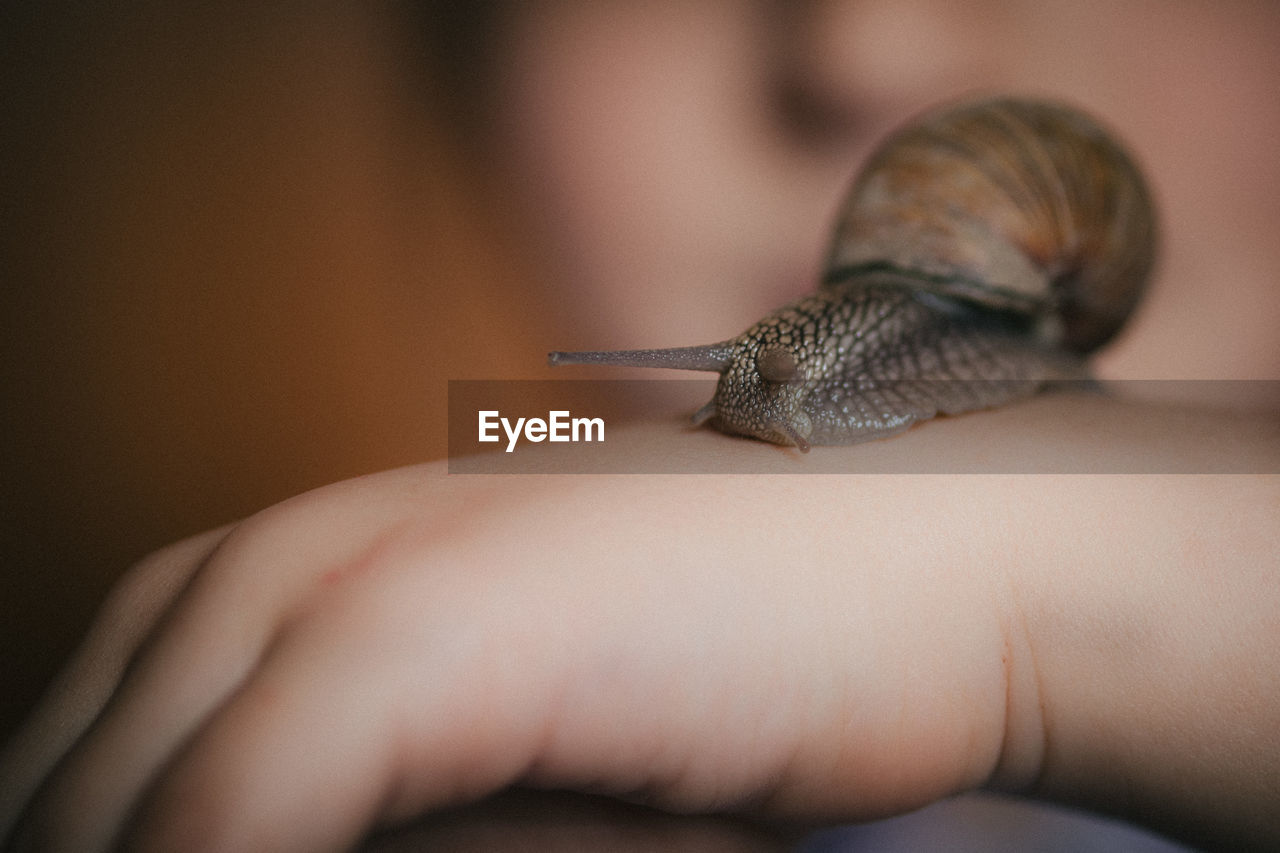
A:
487,0,1280,381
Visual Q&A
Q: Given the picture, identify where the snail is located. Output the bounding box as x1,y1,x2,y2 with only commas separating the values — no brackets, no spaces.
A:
548,96,1156,452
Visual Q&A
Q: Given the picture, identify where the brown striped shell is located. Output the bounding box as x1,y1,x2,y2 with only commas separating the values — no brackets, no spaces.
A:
828,97,1155,353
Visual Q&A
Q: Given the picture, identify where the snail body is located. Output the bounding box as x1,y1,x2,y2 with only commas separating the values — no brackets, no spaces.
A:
548,97,1156,452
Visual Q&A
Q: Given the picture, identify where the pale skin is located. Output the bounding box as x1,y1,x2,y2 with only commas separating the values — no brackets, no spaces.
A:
1,396,1277,851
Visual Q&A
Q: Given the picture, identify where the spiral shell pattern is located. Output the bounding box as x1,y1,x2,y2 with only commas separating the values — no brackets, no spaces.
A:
828,97,1156,353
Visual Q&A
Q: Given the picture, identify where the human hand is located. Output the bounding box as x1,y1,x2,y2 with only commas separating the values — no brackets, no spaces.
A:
3,403,1278,852
3,462,1028,850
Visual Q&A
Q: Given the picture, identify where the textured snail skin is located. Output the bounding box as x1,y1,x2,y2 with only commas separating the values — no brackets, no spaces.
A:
548,97,1156,452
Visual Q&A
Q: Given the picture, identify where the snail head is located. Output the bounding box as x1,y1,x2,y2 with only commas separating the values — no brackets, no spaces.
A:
547,302,827,452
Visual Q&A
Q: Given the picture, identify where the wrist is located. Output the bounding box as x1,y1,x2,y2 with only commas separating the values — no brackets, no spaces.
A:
1010,476,1280,850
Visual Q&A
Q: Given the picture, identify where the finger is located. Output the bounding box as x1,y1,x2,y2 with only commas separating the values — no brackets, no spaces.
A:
357,789,791,853
9,470,471,852
116,560,572,853
6,467,507,851
6,493,401,851
0,524,232,839
6,530,283,852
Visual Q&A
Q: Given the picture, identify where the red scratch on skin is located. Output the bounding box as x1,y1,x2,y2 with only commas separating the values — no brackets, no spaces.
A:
309,480,520,595
314,518,418,590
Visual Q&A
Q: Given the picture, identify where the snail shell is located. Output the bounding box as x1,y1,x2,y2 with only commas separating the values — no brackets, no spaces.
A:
548,96,1157,452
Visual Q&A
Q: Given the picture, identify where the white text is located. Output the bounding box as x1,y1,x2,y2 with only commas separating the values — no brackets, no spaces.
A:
478,410,605,452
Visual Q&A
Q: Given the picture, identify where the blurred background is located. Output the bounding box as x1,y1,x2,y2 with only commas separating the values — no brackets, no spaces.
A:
3,0,1279,751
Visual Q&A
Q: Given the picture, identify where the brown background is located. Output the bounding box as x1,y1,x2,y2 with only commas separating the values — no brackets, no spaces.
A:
1,1,565,737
